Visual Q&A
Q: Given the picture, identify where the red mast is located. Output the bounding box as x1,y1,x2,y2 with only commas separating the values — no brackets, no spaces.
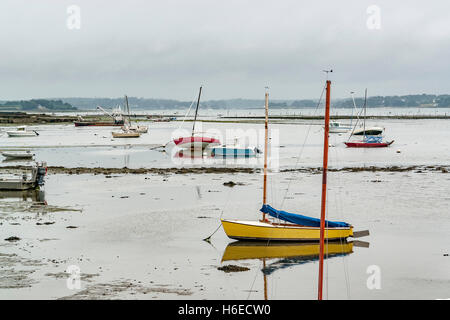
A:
318,80,331,300
262,90,269,222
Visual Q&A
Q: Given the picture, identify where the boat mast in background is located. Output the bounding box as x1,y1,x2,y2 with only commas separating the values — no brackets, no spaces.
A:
192,86,203,137
363,89,367,139
262,88,269,222
350,91,358,127
318,79,331,300
124,95,131,124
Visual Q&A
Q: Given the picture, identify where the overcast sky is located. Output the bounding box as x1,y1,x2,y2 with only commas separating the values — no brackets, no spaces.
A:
0,0,449,101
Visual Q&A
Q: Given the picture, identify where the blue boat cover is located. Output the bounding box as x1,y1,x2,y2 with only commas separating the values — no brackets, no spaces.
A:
260,204,349,228
364,135,383,143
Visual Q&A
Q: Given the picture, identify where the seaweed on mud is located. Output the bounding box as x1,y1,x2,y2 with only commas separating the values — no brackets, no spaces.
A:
218,265,250,273
0,253,45,289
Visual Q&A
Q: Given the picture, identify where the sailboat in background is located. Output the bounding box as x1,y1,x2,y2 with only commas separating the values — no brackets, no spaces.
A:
173,86,221,150
329,92,358,133
345,89,394,148
122,95,148,133
221,82,355,242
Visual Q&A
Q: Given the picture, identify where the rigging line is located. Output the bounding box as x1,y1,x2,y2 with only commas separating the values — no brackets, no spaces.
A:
347,99,366,141
280,84,326,209
177,93,199,131
203,186,234,242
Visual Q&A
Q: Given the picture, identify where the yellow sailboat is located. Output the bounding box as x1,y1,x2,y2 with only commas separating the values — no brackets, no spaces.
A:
221,81,354,242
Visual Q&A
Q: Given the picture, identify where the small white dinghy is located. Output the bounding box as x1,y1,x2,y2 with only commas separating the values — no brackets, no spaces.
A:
1,151,35,159
0,162,47,190
328,121,352,133
6,126,39,137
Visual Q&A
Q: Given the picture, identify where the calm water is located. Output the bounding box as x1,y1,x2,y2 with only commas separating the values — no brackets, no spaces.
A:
1,119,449,169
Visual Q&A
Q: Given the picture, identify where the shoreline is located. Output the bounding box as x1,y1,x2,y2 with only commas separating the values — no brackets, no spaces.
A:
0,165,448,175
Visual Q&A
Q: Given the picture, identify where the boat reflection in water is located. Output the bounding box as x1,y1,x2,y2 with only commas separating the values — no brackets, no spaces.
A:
0,189,46,204
221,241,362,299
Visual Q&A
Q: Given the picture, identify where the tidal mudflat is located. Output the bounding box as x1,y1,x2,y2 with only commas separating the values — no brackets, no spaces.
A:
0,119,449,299
0,169,448,300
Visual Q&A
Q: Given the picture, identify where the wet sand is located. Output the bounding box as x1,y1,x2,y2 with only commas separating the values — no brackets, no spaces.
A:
0,170,449,299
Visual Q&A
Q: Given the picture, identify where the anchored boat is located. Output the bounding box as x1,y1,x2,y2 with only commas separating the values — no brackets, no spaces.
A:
74,106,124,126
352,126,384,136
221,81,354,242
345,135,394,148
111,131,140,138
122,95,148,133
345,89,393,148
173,86,221,150
6,126,38,137
329,121,352,133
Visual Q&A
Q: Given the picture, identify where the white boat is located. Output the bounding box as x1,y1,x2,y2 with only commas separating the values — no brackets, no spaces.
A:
0,162,47,190
127,124,148,133
6,126,38,137
123,95,148,133
1,151,35,159
329,121,352,133
352,126,384,136
349,90,384,136
111,130,140,138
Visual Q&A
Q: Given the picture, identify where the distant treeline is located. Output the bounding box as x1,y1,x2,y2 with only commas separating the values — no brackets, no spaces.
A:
2,94,449,111
0,99,76,111
61,94,450,110
334,94,450,108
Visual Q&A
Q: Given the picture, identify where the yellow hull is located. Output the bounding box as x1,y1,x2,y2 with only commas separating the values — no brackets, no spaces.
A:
222,241,353,262
221,219,353,242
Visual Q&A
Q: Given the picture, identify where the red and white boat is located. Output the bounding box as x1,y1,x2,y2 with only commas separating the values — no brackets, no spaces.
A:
345,89,394,148
344,140,394,148
172,86,221,150
345,134,393,148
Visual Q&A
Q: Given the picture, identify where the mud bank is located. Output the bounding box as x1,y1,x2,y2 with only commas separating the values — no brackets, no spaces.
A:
0,165,448,175
282,165,450,174
0,166,258,175
0,112,78,125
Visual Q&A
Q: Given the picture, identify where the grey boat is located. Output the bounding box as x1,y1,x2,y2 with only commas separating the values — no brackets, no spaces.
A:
0,162,47,190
